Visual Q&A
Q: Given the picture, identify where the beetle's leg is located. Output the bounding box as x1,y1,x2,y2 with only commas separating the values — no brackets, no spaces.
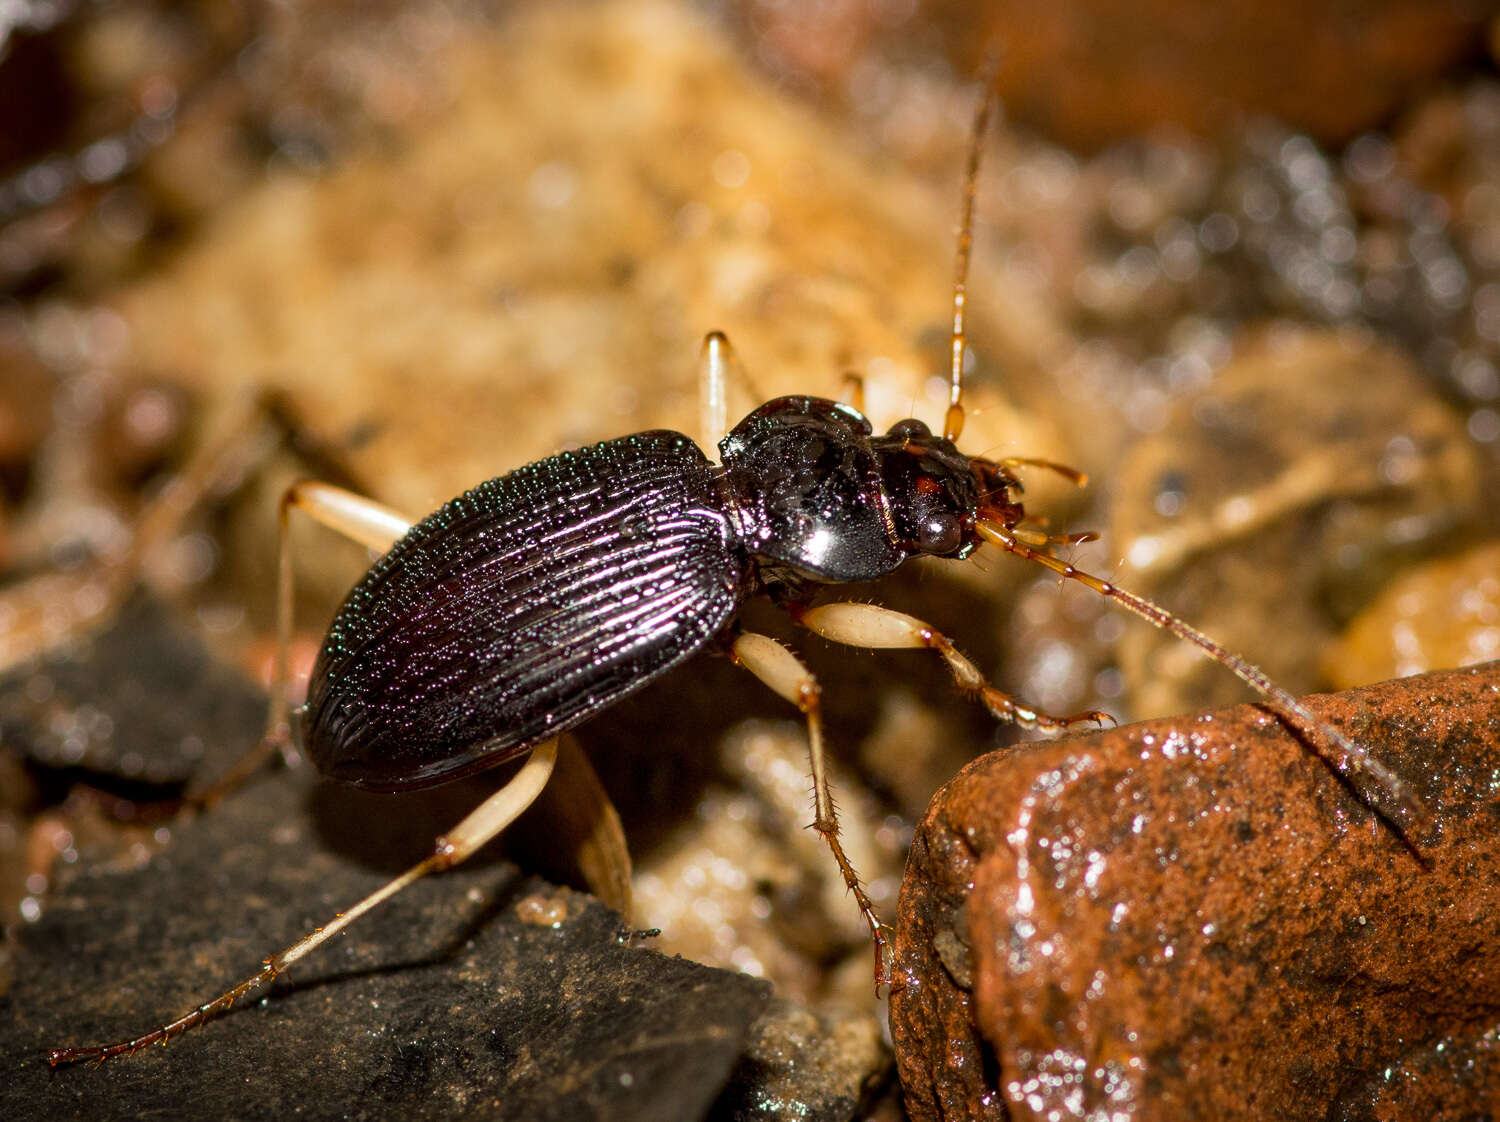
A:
791,601,1115,734
518,737,635,922
271,480,412,724
839,371,866,414
698,331,767,450
272,481,412,734
192,483,414,809
48,738,561,1066
699,331,731,452
728,631,890,987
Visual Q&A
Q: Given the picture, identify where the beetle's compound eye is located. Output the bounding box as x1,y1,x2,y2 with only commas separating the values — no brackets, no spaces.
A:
888,418,931,441
918,512,964,554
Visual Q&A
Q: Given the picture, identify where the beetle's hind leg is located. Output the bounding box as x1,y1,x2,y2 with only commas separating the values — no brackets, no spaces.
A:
191,482,415,810
49,737,562,1066
791,601,1115,734
266,482,412,739
727,632,891,987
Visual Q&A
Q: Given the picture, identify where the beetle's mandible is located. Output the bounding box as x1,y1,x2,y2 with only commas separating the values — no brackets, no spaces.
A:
47,71,1425,1067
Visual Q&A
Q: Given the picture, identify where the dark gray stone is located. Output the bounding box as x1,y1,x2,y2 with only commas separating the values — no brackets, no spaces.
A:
0,591,263,787
2,758,771,1120
711,997,891,1121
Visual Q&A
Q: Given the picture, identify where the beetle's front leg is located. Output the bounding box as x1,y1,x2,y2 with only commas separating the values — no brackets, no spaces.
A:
838,371,866,414
727,631,891,987
791,601,1115,734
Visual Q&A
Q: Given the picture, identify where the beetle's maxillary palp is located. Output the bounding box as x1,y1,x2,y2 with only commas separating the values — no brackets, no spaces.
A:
1011,525,1101,548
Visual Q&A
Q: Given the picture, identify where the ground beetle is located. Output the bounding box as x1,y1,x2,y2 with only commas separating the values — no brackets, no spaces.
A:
48,73,1423,1066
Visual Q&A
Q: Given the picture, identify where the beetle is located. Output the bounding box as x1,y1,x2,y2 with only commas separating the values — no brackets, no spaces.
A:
47,73,1423,1066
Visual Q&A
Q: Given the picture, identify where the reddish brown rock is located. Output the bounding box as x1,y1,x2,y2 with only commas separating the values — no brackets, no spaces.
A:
735,0,1490,149
932,0,1492,150
890,662,1500,1121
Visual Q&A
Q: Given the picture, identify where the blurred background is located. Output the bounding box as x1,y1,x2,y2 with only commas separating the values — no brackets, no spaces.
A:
1,0,1498,1114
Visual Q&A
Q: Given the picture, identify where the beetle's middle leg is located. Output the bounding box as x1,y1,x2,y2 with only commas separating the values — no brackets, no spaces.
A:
838,371,866,414
791,601,1115,734
727,631,890,986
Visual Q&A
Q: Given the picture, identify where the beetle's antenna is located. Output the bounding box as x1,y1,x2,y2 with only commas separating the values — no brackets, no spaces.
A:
945,54,1002,445
974,519,1428,834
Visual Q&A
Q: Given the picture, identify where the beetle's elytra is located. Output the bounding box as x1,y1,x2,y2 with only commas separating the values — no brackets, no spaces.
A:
47,70,1423,1068
305,430,737,791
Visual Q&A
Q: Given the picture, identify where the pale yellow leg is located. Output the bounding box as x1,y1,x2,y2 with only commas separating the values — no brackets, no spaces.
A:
728,631,889,985
697,331,766,452
794,601,1114,734
194,482,415,809
49,738,560,1066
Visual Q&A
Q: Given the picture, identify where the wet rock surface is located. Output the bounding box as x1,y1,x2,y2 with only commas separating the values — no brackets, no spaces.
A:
0,760,773,1121
713,996,891,1121
891,662,1500,1121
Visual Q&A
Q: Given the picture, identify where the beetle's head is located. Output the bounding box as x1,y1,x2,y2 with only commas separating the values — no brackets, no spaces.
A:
872,417,1025,561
